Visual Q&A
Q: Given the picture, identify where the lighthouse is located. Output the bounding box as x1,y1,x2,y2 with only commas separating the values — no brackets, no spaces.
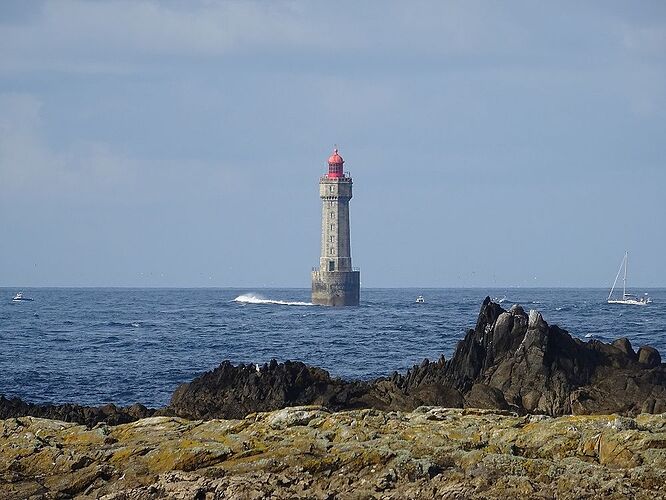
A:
311,148,360,306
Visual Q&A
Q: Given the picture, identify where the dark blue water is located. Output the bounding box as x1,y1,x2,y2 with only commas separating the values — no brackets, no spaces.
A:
1,288,664,407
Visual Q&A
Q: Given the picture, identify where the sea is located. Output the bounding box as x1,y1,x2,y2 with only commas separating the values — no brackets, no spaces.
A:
1,288,664,408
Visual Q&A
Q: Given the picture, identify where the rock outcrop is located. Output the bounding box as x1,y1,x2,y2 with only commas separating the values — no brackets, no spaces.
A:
169,359,376,420
4,298,665,425
0,396,158,427
437,298,666,415
167,358,450,421
170,298,666,419
2,407,666,499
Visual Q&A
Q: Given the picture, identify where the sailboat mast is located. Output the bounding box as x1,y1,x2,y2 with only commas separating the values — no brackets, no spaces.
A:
623,251,628,298
608,253,624,301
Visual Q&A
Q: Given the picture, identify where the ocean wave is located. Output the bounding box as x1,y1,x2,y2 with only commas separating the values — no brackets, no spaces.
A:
106,321,142,328
233,294,313,307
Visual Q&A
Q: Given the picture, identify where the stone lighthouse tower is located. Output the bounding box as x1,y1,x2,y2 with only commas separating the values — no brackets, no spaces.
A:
311,148,360,306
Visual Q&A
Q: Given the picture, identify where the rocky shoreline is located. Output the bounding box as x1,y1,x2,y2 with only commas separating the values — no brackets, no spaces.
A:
2,298,666,498
2,298,665,425
170,297,665,418
2,407,665,498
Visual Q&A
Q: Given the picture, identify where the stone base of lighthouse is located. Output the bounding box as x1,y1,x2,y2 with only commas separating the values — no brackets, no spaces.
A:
311,270,360,306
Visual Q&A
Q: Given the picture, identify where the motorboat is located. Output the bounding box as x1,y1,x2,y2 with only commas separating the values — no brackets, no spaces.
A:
12,292,34,302
607,252,651,306
415,295,425,304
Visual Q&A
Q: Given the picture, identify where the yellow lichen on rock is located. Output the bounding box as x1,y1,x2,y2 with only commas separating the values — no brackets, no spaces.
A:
1,408,666,499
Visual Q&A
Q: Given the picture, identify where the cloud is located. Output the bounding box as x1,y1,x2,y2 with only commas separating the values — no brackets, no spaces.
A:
1,0,663,80
0,92,119,193
0,1,601,74
622,25,666,55
0,93,53,191
0,91,237,205
0,0,331,73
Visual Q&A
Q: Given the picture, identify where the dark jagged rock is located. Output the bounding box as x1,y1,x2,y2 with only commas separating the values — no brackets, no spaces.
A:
169,360,381,420
5,298,666,423
638,345,661,367
416,296,666,416
170,297,666,419
0,395,157,427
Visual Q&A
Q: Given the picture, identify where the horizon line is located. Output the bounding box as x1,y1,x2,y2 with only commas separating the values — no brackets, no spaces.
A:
1,285,665,290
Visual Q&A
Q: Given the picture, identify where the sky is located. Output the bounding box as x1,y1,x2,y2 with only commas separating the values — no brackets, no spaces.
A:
0,0,665,288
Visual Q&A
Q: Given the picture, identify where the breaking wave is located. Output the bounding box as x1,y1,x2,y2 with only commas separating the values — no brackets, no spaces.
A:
105,321,142,328
233,294,313,307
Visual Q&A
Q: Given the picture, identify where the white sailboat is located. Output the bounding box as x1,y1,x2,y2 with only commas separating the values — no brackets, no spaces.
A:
607,252,651,306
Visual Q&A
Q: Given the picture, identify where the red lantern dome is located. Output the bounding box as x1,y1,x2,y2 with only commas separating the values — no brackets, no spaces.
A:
327,148,344,178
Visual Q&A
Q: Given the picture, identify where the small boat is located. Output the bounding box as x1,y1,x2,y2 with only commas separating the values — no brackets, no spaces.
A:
415,295,425,303
607,252,651,306
12,292,34,302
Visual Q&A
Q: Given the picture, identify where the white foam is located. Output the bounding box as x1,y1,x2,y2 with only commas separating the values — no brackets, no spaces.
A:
233,294,313,307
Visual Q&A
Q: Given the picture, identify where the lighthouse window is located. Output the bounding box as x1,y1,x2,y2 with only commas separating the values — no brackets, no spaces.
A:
330,236,334,242
328,261,335,271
